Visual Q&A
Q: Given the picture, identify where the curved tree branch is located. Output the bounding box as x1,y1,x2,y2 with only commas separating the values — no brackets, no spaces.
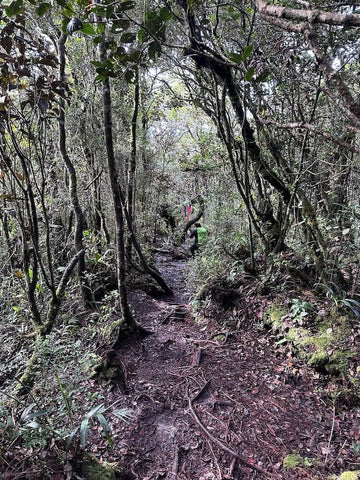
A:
261,118,360,153
256,0,360,27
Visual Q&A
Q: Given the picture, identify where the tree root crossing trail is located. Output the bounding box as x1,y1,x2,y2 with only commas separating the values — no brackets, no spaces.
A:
114,252,358,480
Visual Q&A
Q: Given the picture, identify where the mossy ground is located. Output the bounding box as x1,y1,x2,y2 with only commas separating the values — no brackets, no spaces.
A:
264,303,356,377
283,452,315,468
338,471,360,480
77,453,119,480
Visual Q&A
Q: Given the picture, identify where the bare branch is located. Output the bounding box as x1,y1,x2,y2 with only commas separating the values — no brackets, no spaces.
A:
261,118,360,153
256,0,360,27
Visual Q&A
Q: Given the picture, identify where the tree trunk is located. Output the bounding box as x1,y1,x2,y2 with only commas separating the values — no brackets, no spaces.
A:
58,33,93,308
126,67,140,265
98,36,137,336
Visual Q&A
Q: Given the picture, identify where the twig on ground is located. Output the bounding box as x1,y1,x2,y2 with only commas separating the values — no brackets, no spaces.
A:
229,457,237,476
170,446,179,479
329,439,347,469
186,385,276,478
325,404,336,465
206,437,222,479
193,339,226,348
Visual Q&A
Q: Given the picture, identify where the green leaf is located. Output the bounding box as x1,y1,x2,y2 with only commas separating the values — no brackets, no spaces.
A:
244,66,255,82
124,69,135,83
137,29,145,42
148,41,161,60
5,0,24,17
242,45,253,60
80,23,96,35
61,4,75,17
80,418,89,448
200,17,210,25
74,0,89,7
91,4,107,16
56,372,73,421
20,404,48,424
256,70,271,83
35,2,51,16
129,49,141,63
86,403,105,419
110,19,130,34
96,413,113,448
61,18,70,34
20,403,36,423
228,52,243,64
93,36,103,45
95,74,107,83
159,6,172,21
96,23,105,34
119,1,136,11
25,410,48,421
121,32,136,44
227,6,241,20
66,426,79,451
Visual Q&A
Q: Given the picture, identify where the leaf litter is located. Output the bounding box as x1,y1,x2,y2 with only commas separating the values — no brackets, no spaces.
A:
107,252,360,479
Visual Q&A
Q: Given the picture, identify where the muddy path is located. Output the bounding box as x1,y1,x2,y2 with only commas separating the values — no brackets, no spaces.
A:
113,252,359,479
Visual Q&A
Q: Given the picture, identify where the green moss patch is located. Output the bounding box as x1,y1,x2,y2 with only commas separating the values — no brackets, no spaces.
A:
283,452,315,468
79,453,120,480
263,304,287,331
264,304,356,377
339,471,360,480
300,313,355,376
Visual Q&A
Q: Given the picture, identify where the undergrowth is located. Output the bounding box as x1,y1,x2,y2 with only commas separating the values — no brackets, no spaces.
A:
0,290,133,478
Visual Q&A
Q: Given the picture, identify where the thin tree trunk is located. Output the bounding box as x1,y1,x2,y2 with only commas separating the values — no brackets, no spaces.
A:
126,67,139,264
58,33,93,308
98,37,137,335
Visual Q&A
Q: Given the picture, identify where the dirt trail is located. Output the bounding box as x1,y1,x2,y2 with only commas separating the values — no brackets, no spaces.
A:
114,252,358,479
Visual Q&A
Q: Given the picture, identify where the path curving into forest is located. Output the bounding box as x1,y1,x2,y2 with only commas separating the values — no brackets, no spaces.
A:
111,251,358,480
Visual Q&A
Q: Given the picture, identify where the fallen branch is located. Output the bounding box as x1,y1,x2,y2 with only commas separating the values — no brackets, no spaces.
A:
206,437,222,478
325,404,336,465
187,386,275,478
171,447,179,480
191,348,202,367
229,457,237,476
329,439,347,470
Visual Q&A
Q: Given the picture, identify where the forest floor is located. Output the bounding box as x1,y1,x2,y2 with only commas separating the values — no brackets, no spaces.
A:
2,249,359,480
100,250,360,480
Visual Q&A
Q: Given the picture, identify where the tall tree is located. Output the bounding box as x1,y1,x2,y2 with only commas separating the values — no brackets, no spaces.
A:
98,32,138,337
58,33,93,308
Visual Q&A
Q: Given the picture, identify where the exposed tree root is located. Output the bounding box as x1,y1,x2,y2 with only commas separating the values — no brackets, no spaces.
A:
187,385,277,478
